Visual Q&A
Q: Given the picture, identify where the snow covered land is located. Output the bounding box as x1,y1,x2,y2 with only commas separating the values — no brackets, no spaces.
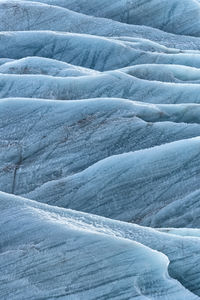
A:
1,0,200,299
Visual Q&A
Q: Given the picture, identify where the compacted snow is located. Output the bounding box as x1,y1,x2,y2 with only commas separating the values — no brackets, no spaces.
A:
1,0,200,299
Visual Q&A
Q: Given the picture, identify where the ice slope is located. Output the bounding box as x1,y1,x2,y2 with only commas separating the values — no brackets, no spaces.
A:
0,191,199,299
21,0,200,36
121,64,200,84
1,0,200,47
4,1,200,52
23,137,200,228
1,98,200,198
1,98,200,228
0,57,99,77
2,36,200,103
4,32,200,71
2,71,200,103
0,0,146,37
1,0,200,298
158,227,200,238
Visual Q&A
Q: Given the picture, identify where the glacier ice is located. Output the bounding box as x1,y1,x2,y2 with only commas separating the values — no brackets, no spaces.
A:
0,192,199,299
1,98,200,200
20,0,200,36
1,0,200,299
23,137,200,227
0,57,99,77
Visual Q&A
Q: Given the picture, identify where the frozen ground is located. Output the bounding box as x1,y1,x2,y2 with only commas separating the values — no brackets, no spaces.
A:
1,0,200,299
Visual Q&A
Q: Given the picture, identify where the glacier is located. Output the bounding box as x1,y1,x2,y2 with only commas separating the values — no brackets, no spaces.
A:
1,0,200,299
17,0,200,36
1,192,199,299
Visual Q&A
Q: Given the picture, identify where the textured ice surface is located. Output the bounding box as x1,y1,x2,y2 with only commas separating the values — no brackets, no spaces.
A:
23,137,200,227
0,192,199,299
121,64,200,83
0,57,99,76
3,71,200,103
3,31,200,71
1,98,200,201
1,0,200,299
21,0,200,36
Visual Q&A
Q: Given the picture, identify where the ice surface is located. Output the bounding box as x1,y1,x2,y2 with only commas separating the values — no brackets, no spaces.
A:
20,0,200,36
0,57,99,76
1,0,200,299
2,71,200,103
1,98,200,201
3,31,200,71
22,137,200,228
121,64,200,83
0,192,199,299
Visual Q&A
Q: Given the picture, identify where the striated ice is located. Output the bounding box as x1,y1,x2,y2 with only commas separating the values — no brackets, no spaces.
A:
1,0,200,299
0,192,199,299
